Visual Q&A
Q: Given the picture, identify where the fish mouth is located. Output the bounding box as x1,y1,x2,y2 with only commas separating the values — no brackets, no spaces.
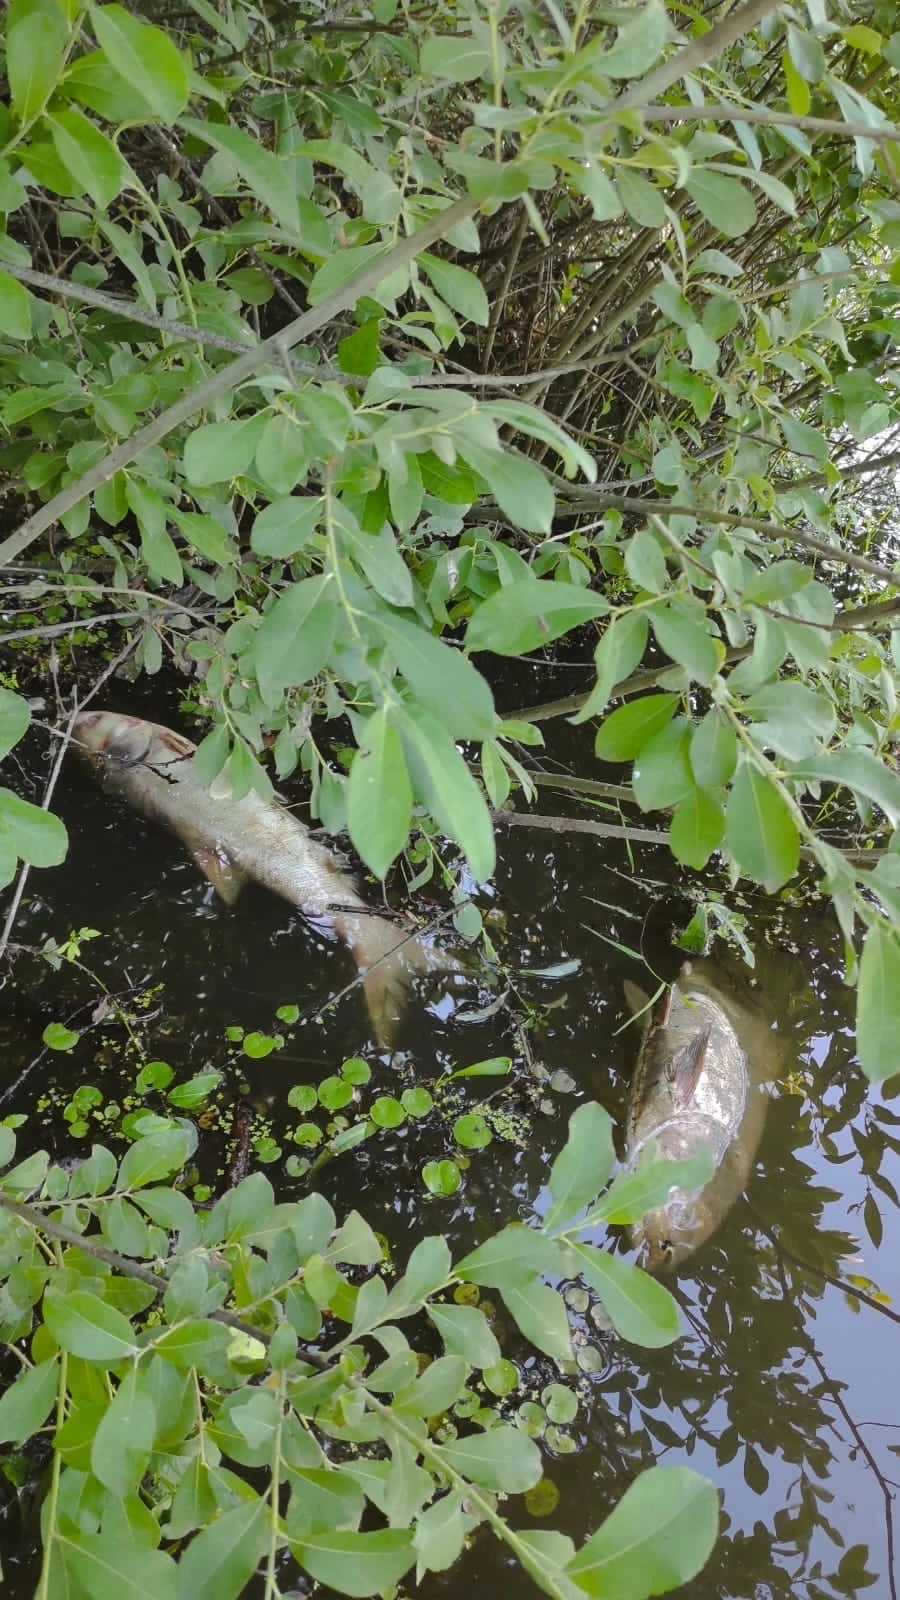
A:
72,711,153,768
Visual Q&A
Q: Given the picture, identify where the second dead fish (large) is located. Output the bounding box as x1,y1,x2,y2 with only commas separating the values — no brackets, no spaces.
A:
73,710,461,1046
624,959,777,1272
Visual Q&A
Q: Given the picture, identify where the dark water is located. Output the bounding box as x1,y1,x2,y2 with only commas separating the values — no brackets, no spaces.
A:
2,680,898,1600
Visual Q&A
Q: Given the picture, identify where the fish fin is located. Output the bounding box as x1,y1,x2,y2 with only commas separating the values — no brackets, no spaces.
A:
624,979,650,1017
668,1028,710,1104
190,845,247,907
338,912,464,1048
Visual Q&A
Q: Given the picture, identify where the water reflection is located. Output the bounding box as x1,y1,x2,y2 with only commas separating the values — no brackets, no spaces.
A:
1,715,898,1599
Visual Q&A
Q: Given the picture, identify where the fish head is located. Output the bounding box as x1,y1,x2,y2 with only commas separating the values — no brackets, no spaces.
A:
73,711,155,770
631,1188,716,1276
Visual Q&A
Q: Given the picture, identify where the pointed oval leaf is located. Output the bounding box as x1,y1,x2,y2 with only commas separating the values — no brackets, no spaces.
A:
174,1497,269,1600
857,921,900,1081
467,578,608,657
499,1279,573,1362
91,4,190,122
397,708,495,881
546,1103,616,1228
565,1465,718,1598
43,1289,139,1361
594,694,678,763
669,789,725,869
571,614,648,724
0,789,68,869
0,1357,59,1445
572,1243,680,1347
0,689,30,761
438,1426,543,1493
725,761,799,891
426,1303,501,1368
292,1529,415,1598
252,576,337,703
347,710,411,879
372,611,496,739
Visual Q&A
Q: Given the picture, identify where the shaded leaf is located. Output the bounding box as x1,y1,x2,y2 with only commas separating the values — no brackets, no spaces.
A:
565,1466,718,1597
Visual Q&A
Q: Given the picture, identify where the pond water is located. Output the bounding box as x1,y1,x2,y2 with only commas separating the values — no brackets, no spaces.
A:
2,675,898,1600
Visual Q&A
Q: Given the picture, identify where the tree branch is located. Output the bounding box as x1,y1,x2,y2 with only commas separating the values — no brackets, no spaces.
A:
0,194,480,569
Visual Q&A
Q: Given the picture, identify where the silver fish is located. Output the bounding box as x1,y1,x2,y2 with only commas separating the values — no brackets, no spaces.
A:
72,710,459,1046
624,960,776,1273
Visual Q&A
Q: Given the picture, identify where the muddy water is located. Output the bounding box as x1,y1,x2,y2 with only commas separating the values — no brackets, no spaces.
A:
2,685,898,1600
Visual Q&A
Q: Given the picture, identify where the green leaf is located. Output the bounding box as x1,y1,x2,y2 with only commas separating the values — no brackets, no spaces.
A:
46,108,127,208
669,789,725,869
593,695,678,762
686,170,757,237
571,1243,680,1347
594,0,669,77
0,689,31,761
565,1466,718,1598
179,115,300,232
422,1159,461,1197
420,34,491,82
467,578,608,656
90,3,190,122
372,611,496,739
546,1103,616,1229
690,711,736,789
7,0,69,121
395,1355,468,1417
0,1357,59,1445
0,271,33,340
591,1150,715,1226
420,253,489,325
499,1279,573,1362
174,1496,269,1600
725,761,800,891
183,418,262,487
616,169,666,230
43,1289,138,1361
453,1112,491,1149
633,720,694,812
252,576,337,703
0,789,68,876
397,707,495,881
292,1529,415,1598
789,750,900,827
625,527,667,594
464,445,555,535
347,710,411,879
742,559,812,605
649,601,721,685
172,512,238,567
42,1022,79,1051
152,1320,232,1369
250,496,322,559
437,1425,543,1493
62,1533,178,1600
427,1302,501,1368
457,1223,564,1287
91,1367,156,1493
857,921,900,1081
571,614,648,724
117,1128,194,1189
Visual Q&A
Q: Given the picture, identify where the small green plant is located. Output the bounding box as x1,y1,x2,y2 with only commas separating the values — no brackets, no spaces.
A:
0,1104,718,1600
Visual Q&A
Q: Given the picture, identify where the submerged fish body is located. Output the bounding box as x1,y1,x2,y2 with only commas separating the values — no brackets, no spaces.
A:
72,710,458,1045
625,961,775,1273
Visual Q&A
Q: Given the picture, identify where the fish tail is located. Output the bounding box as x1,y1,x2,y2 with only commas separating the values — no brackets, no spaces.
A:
336,912,461,1046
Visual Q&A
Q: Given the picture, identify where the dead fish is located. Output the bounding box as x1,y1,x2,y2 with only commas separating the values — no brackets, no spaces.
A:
624,960,776,1273
72,710,460,1046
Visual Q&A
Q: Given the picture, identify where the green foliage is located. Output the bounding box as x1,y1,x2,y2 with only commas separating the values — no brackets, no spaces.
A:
0,0,898,1075
0,1106,718,1600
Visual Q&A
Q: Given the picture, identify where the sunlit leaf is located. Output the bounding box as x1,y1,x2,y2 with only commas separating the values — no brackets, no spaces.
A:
546,1103,616,1228
724,761,799,891
857,920,900,1081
